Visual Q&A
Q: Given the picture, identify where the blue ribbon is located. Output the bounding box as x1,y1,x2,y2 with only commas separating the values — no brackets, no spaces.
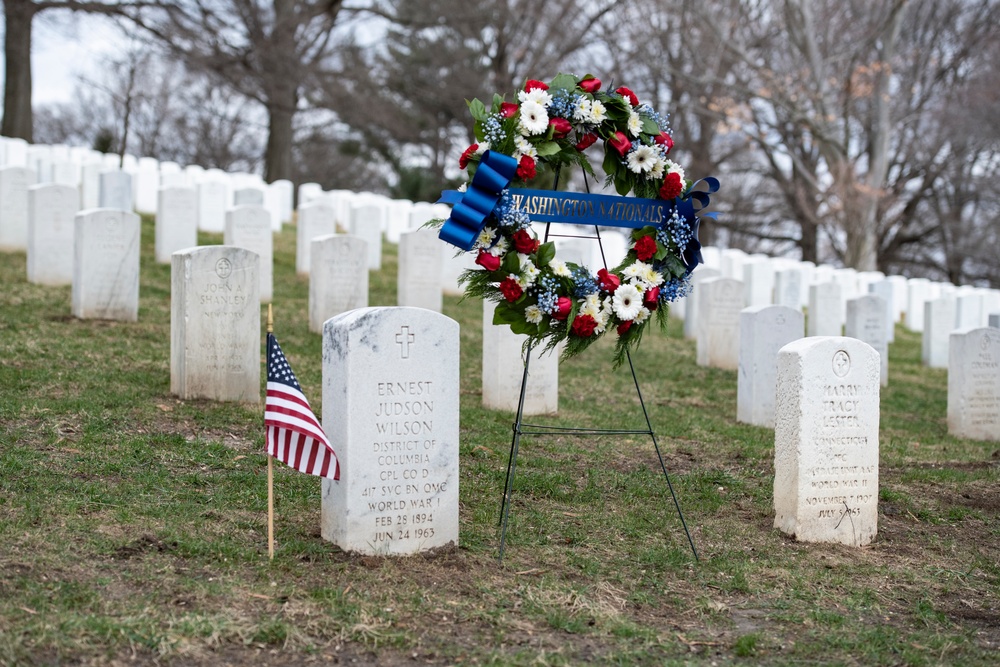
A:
437,151,518,250
673,177,720,275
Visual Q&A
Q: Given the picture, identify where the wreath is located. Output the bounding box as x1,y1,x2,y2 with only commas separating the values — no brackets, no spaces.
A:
434,73,719,367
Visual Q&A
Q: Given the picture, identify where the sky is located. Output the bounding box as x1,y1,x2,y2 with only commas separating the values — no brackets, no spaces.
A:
3,11,123,105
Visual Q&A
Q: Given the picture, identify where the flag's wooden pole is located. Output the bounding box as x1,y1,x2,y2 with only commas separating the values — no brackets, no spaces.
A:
266,303,275,560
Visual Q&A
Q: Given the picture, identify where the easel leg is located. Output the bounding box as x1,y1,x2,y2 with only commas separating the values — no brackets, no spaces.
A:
497,342,534,563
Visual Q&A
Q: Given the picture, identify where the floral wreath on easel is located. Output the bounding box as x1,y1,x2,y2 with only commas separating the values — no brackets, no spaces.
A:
433,73,719,367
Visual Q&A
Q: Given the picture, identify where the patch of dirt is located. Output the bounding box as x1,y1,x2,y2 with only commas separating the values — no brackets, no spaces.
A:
112,534,178,560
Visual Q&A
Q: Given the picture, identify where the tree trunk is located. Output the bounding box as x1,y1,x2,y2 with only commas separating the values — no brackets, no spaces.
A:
264,101,294,183
2,0,37,141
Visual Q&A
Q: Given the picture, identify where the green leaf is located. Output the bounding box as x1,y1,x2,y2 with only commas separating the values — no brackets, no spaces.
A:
510,320,533,335
467,98,489,122
614,173,631,196
501,252,520,274
492,93,504,113
534,141,562,157
654,245,670,262
492,301,521,325
664,254,686,277
536,242,556,266
641,117,660,135
602,147,620,177
549,73,578,91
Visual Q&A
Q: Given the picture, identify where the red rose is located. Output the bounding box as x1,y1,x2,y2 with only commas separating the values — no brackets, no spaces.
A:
617,320,632,336
499,277,523,302
654,131,674,154
608,131,631,157
516,155,536,181
475,250,500,272
575,133,598,152
512,229,539,254
597,268,620,293
634,235,657,261
552,296,572,320
500,102,519,118
459,143,478,170
615,86,638,106
644,286,660,310
659,172,683,200
571,313,598,337
524,79,549,92
579,77,601,93
549,116,573,138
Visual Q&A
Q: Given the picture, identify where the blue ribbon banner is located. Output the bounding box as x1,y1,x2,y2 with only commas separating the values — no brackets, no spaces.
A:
437,151,719,273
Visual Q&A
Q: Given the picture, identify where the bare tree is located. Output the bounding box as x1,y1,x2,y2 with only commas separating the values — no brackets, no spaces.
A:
125,0,348,182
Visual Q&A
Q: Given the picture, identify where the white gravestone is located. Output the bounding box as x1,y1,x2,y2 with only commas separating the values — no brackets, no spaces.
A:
845,295,889,386
350,203,383,270
134,158,159,212
309,235,369,333
922,297,956,369
224,205,273,303
737,305,804,427
696,277,744,369
155,186,198,264
774,336,880,546
397,228,443,312
947,327,1000,441
482,301,559,415
98,170,133,211
774,268,803,311
0,166,36,251
808,282,843,336
905,278,931,332
955,292,984,330
72,209,141,321
170,246,260,402
296,201,337,275
868,280,895,342
442,246,477,297
80,163,102,209
321,307,459,555
233,187,265,207
27,184,79,286
990,313,1000,329
743,258,775,308
683,267,721,340
197,180,228,233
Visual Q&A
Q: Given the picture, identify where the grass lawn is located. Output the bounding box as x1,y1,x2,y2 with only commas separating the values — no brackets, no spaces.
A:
1,218,997,666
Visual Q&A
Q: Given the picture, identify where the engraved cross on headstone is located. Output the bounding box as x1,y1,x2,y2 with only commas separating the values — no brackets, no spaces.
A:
396,326,415,359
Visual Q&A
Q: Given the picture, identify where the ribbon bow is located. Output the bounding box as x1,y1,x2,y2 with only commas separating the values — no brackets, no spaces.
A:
671,177,720,275
437,151,518,251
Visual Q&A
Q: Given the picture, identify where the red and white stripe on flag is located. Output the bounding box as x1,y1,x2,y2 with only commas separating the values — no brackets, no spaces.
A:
265,382,340,480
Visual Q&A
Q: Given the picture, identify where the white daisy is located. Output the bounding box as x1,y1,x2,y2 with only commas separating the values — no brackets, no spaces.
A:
642,266,663,287
579,293,602,318
518,255,539,287
634,306,651,325
476,226,497,249
549,259,571,277
514,136,537,159
525,305,544,324
649,158,666,181
627,110,643,137
518,87,553,107
588,100,607,124
475,142,490,155
573,98,593,123
626,144,659,174
518,100,549,136
623,261,653,282
664,158,686,183
612,283,644,321
458,182,468,193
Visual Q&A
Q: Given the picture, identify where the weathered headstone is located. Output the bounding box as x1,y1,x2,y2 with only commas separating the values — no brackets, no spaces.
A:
197,180,228,233
397,228,443,312
224,205,272,302
27,184,79,285
309,235,368,333
155,186,198,264
350,203,383,270
683,267,721,339
955,291,984,330
737,305,804,427
947,327,1000,441
905,278,931,332
267,179,293,230
696,277,744,369
774,336,880,546
170,246,260,402
774,267,804,311
743,257,775,308
233,187,265,207
134,157,160,213
72,209,141,321
482,301,559,415
320,307,459,555
808,282,843,336
296,201,337,275
0,166,36,251
845,295,889,386
922,297,956,369
98,170,133,211
868,279,896,342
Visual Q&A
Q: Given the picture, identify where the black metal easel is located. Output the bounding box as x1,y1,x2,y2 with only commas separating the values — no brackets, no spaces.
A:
496,170,699,563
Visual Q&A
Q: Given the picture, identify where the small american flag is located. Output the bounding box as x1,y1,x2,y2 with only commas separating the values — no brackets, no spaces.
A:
265,333,339,479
